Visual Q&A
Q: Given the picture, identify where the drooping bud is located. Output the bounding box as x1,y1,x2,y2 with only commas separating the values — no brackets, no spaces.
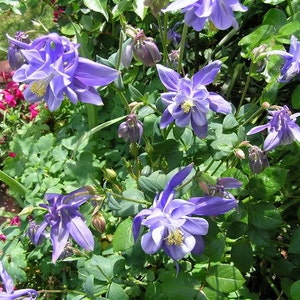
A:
248,145,269,174
7,31,30,70
92,213,106,234
234,148,245,160
118,114,143,143
132,30,161,66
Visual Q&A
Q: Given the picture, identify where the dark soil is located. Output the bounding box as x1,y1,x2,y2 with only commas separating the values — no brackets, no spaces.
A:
0,182,20,223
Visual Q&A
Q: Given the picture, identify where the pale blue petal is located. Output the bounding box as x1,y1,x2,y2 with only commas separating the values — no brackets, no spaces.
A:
193,61,222,86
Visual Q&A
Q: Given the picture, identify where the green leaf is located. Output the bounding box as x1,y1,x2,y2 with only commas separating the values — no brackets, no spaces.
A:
206,264,245,294
289,227,300,254
204,237,225,262
290,280,300,300
161,272,199,300
248,225,270,247
83,275,95,299
248,202,282,230
108,282,129,300
113,218,134,251
83,0,108,20
128,84,144,102
262,8,287,31
222,114,239,130
231,238,253,273
248,167,288,199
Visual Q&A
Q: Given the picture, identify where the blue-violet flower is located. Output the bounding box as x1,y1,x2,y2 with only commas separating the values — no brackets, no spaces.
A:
247,105,300,151
0,261,38,299
34,186,95,263
163,0,248,31
7,32,119,111
157,61,232,138
133,165,238,260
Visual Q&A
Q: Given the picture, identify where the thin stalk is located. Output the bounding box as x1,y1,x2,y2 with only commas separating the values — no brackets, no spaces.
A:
237,62,255,112
86,103,99,130
240,106,265,127
108,191,150,206
157,13,170,65
177,23,188,74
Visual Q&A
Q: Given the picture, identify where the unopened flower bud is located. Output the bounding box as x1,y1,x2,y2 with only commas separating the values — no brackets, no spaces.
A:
92,213,106,234
234,148,245,160
118,114,143,143
7,31,30,70
133,37,161,66
102,168,117,181
262,102,270,109
248,145,269,174
0,234,6,242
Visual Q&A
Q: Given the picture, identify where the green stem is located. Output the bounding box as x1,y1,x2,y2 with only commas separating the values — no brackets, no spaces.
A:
237,62,255,112
0,170,26,208
177,23,188,74
111,85,131,113
108,191,150,205
240,106,265,127
157,13,170,65
86,103,99,130
72,115,126,157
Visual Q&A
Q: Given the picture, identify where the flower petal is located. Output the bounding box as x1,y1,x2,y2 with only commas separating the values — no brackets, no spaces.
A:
193,61,222,86
68,215,94,251
157,64,181,91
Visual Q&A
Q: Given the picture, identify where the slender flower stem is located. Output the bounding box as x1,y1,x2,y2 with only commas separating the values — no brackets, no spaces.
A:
177,23,188,74
107,191,150,205
157,13,170,65
237,62,255,112
240,106,265,127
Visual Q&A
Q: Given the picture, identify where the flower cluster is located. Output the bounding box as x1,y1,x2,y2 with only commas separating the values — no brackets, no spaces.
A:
7,32,119,111
0,261,38,299
247,105,300,151
163,0,248,31
157,61,232,138
0,71,39,120
32,186,96,263
133,165,239,260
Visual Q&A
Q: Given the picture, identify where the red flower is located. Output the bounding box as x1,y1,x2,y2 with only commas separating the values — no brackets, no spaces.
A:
0,234,6,242
8,151,16,158
10,216,21,226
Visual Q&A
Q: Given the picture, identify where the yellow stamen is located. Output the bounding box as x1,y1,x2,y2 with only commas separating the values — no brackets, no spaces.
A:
166,229,184,246
181,100,194,113
30,80,48,97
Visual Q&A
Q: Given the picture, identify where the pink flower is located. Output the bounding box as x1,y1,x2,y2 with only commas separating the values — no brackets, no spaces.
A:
28,103,39,120
10,216,21,226
0,234,6,242
8,151,16,158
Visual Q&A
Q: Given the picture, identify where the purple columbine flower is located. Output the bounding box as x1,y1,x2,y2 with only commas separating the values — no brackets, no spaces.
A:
34,186,95,263
7,32,119,111
271,35,300,82
133,165,238,261
247,105,300,151
0,261,38,299
162,0,247,31
157,61,232,138
118,114,143,143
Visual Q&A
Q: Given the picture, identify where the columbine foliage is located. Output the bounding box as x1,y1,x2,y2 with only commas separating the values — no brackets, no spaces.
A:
0,0,300,299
